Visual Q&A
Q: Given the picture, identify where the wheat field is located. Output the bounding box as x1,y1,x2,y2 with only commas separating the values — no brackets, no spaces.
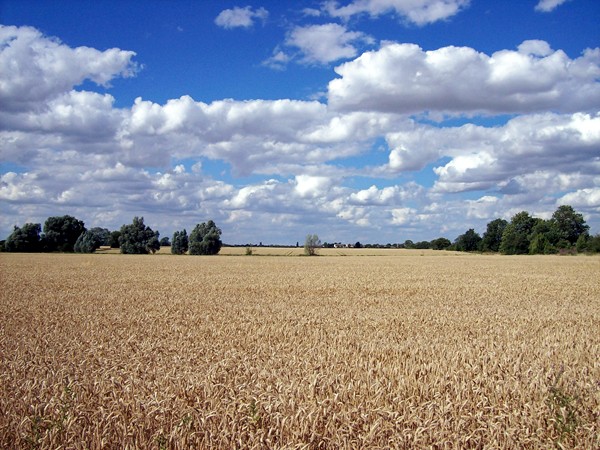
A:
0,252,598,448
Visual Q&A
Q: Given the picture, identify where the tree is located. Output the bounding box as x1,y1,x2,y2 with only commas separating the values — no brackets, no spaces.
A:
454,228,482,252
529,233,554,255
189,220,222,255
481,218,508,252
550,205,589,245
430,237,451,250
403,240,415,249
354,241,363,249
304,234,320,256
43,215,86,252
88,227,111,246
500,211,537,255
4,223,42,252
159,236,171,247
586,234,600,253
118,217,160,254
171,229,189,255
412,240,429,249
74,229,104,253
109,231,121,248
528,219,557,254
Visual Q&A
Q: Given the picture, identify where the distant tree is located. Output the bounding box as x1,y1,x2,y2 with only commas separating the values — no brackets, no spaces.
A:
586,234,600,253
430,237,451,250
119,217,160,254
403,240,415,249
576,233,589,253
109,230,121,248
4,223,42,252
550,205,589,245
88,227,111,246
74,229,104,253
414,240,431,249
171,229,189,255
159,236,171,247
528,219,557,254
189,220,222,255
454,229,482,252
480,218,508,252
304,234,320,256
354,241,363,249
500,211,537,255
43,215,86,252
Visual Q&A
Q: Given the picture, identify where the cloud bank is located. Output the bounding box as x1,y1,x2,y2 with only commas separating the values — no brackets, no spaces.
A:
1,23,599,243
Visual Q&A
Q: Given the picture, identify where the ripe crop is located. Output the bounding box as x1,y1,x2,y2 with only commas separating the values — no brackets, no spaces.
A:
1,252,598,448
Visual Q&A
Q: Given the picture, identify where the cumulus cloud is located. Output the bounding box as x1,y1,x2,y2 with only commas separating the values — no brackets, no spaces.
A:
328,41,600,114
286,23,374,65
535,0,571,13
215,6,268,29
425,112,600,193
0,25,138,112
323,0,470,25
558,188,600,210
1,25,599,242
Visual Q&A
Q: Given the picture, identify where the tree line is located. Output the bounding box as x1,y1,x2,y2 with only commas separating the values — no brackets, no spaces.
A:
407,205,598,254
2,205,598,256
1,216,222,255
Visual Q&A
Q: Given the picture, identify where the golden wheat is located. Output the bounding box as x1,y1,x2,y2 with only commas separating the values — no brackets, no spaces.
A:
0,252,598,448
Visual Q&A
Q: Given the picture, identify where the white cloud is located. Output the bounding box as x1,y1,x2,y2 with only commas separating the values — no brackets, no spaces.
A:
1,25,599,242
294,175,333,198
390,207,416,225
383,112,600,193
328,41,600,114
535,0,571,13
349,184,420,205
262,49,291,70
215,6,268,29
558,188,600,210
286,23,374,65
0,25,138,112
323,0,470,25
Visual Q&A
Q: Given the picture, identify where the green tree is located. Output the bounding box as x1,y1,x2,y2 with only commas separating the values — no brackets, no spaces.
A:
500,211,537,255
550,205,589,245
586,234,600,253
74,229,104,253
43,215,86,252
454,228,482,252
119,217,160,254
4,223,42,252
414,240,431,249
189,221,222,255
481,218,508,252
528,233,555,255
109,230,121,248
88,227,111,246
171,229,189,255
159,236,171,247
304,234,320,256
430,237,451,250
528,219,557,254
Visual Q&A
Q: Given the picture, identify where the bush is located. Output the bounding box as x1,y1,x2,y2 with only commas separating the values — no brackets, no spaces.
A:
304,234,320,256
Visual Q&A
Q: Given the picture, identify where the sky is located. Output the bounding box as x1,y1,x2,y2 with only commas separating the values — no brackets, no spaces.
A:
1,0,599,245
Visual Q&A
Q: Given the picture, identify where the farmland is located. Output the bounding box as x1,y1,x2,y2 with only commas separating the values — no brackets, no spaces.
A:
0,251,598,448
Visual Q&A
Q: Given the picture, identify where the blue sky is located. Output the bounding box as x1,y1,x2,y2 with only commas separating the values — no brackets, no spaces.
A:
1,0,599,245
